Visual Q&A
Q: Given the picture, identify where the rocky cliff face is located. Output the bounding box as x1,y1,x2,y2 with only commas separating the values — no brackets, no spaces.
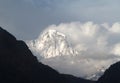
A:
0,27,94,83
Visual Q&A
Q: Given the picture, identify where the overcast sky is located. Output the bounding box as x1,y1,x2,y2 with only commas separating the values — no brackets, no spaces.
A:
0,0,120,40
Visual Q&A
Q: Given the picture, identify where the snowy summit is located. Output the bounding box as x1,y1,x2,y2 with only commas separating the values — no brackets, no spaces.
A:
27,29,78,59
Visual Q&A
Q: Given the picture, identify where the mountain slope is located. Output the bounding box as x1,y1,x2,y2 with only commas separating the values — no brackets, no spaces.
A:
97,61,120,83
0,27,94,83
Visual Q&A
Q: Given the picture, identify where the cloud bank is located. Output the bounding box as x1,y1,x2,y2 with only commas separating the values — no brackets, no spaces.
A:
45,22,120,57
30,22,120,80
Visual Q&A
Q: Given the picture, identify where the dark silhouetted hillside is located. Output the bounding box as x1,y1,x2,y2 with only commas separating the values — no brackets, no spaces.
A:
97,61,120,83
0,27,94,83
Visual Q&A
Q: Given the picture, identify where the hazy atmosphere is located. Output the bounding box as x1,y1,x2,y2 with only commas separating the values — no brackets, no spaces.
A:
1,0,120,80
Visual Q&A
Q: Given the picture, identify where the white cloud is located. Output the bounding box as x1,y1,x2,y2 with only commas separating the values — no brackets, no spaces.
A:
27,21,120,80
112,43,120,56
109,22,120,33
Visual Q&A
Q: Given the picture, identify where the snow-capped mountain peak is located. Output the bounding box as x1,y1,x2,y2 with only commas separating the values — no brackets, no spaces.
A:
27,29,78,58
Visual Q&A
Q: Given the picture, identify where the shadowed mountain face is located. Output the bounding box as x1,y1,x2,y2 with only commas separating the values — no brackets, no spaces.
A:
0,27,94,83
97,61,120,83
